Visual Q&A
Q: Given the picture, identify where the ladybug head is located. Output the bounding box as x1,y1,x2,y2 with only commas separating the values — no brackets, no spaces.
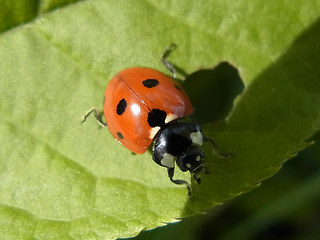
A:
176,146,205,173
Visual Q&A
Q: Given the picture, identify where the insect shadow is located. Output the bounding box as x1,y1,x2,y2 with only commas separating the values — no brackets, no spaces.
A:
182,61,244,124
147,61,244,157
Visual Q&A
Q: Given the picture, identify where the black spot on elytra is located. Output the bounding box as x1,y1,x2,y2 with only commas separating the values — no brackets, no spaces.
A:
117,132,124,139
143,79,159,88
147,109,167,127
116,98,127,115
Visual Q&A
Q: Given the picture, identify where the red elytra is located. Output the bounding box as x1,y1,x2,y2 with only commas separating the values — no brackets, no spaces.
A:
104,67,193,154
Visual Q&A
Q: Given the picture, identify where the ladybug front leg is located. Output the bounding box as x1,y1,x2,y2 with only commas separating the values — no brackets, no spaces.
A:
203,136,230,158
193,174,201,184
82,107,107,127
161,43,177,79
167,167,191,197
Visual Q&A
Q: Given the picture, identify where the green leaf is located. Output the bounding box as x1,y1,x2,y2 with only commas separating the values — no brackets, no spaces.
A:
0,0,38,33
0,0,83,33
0,0,319,239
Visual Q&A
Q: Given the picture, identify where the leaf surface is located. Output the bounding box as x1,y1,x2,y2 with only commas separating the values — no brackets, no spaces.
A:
0,0,319,239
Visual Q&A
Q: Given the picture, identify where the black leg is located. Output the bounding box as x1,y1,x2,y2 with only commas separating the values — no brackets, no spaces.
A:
193,174,201,184
204,136,231,158
167,168,191,197
203,165,210,174
161,43,177,79
82,107,107,127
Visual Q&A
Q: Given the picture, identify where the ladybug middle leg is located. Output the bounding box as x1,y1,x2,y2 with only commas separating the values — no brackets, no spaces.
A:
161,43,177,79
82,107,107,127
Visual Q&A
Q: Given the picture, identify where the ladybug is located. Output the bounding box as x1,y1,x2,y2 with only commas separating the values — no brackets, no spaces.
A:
83,44,222,195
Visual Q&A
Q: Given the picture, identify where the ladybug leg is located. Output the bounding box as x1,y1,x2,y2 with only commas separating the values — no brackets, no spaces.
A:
82,107,107,127
203,165,210,174
204,136,231,158
167,167,191,196
193,174,201,184
161,43,177,79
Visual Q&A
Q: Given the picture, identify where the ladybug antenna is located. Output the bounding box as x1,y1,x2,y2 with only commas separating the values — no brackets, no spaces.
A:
161,43,177,79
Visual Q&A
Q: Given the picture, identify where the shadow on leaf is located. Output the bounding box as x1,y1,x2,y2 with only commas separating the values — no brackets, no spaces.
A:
183,62,244,124
183,18,320,213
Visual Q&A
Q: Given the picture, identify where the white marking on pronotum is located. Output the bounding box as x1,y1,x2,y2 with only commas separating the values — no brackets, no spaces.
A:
186,163,192,169
160,153,175,168
149,126,160,139
196,155,201,161
165,114,178,124
190,131,203,145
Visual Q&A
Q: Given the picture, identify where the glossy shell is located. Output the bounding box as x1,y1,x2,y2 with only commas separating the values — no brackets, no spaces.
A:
104,67,193,154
